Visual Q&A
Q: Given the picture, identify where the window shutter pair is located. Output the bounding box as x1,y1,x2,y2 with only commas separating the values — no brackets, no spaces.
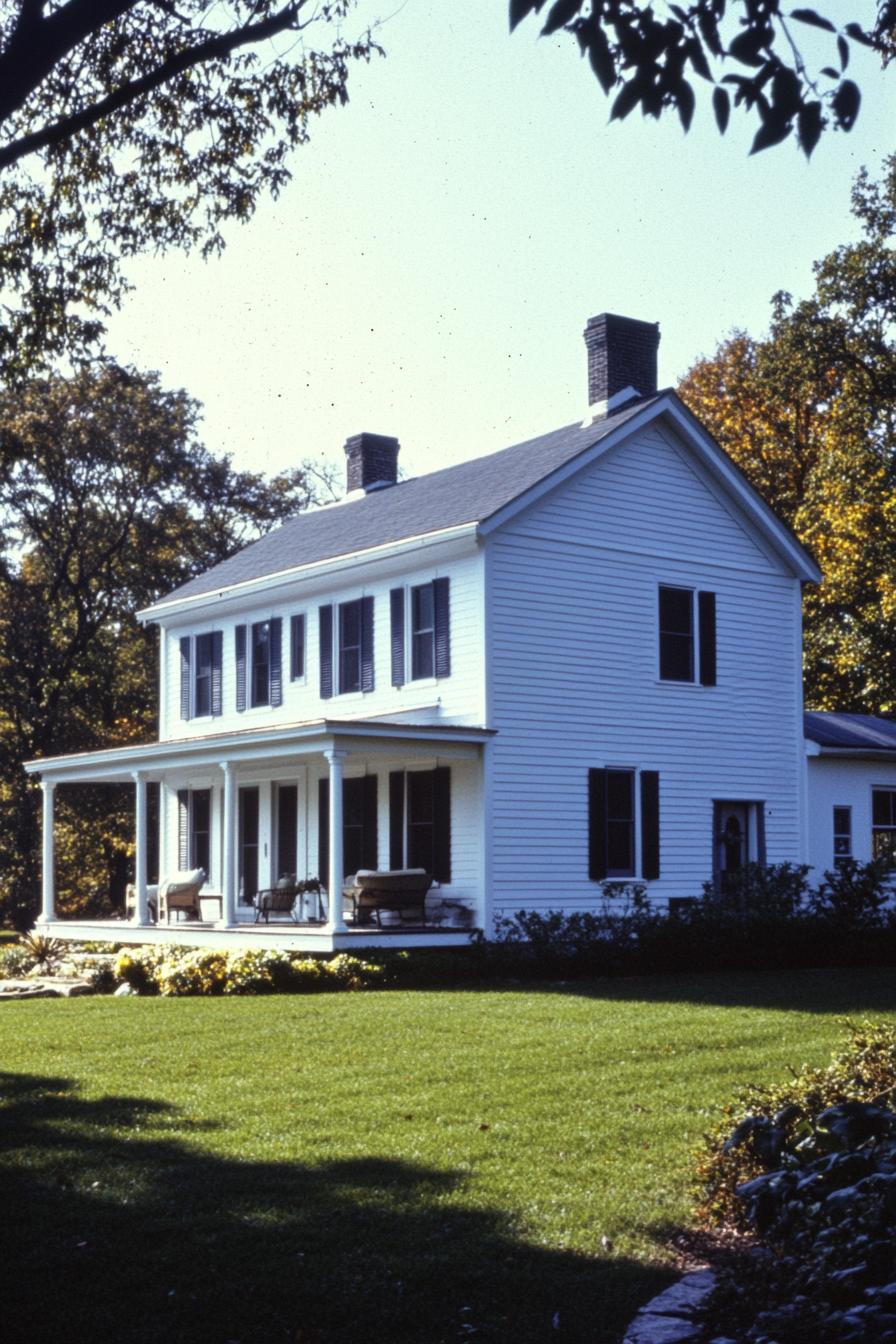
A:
319,598,374,697
179,633,223,720
235,620,282,710
389,578,451,684
588,768,660,881
388,766,451,882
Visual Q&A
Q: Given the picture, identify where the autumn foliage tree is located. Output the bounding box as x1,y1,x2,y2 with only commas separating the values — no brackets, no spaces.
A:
680,154,896,713
0,363,316,925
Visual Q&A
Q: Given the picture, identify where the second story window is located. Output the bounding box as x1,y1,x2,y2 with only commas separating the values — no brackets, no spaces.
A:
179,632,222,721
390,577,451,687
658,585,716,686
252,621,271,706
339,601,362,694
194,633,214,717
235,618,282,712
833,805,852,867
318,597,374,699
411,584,436,679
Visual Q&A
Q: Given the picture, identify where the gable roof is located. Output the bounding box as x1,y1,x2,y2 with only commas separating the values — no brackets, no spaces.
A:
804,711,896,753
143,389,819,617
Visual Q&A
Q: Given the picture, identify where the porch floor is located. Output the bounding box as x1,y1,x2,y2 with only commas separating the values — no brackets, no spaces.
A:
37,918,477,953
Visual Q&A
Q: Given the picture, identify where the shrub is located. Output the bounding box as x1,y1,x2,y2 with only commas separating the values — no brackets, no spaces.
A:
810,858,893,928
700,861,813,920
704,1093,896,1342
695,1020,896,1229
0,944,31,978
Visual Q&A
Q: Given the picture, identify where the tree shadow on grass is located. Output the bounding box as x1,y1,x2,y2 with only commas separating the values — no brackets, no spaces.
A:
471,965,896,1016
0,1071,670,1344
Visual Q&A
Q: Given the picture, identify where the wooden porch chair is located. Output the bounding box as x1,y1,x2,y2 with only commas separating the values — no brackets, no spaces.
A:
158,868,206,923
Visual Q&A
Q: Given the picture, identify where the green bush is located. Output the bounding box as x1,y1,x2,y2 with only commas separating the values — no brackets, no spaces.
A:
701,1054,896,1343
111,945,390,997
694,1019,896,1229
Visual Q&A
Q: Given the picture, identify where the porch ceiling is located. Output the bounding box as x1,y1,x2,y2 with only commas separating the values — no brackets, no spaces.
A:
24,715,495,785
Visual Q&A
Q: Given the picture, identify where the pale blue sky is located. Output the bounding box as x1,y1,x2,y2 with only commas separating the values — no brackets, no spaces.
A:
105,1,893,484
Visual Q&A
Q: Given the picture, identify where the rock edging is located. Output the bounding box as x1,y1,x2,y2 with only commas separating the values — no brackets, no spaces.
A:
622,1269,717,1344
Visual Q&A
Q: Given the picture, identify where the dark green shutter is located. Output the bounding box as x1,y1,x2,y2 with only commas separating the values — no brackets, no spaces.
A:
319,605,333,699
389,771,405,869
390,588,405,686
698,591,717,686
433,766,451,883
433,577,451,678
361,596,375,692
588,768,608,881
235,625,247,712
179,637,192,720
640,771,660,881
269,617,283,707
210,632,223,716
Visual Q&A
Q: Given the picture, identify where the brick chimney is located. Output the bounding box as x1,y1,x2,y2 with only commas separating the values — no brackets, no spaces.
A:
344,432,400,494
583,313,660,413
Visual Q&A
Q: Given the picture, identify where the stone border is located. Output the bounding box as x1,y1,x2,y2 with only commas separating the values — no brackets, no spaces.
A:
622,1269,716,1344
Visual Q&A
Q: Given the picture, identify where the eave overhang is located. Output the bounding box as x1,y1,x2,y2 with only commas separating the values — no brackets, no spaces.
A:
24,716,496,785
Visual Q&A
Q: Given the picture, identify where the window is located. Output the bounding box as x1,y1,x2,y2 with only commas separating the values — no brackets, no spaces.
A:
605,769,635,875
658,586,716,686
833,806,852,867
235,619,282,711
194,633,214,717
411,584,436,680
317,775,378,882
390,578,451,686
252,621,271,706
588,768,660,881
388,767,451,882
238,786,259,904
339,600,362,694
872,789,896,863
319,597,373,698
179,632,222,720
177,788,211,877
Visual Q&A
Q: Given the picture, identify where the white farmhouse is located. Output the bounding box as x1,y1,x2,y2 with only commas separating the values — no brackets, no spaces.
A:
26,312,830,950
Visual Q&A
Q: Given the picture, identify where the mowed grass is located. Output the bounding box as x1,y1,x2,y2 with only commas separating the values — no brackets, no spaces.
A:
1,969,894,1344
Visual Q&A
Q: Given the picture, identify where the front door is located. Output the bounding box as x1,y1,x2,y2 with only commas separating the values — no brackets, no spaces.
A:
239,786,260,906
716,802,749,893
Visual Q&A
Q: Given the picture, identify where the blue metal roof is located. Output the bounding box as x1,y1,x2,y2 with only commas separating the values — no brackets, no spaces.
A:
804,711,896,752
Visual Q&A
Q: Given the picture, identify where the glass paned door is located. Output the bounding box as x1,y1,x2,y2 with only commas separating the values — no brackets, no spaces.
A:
276,784,298,881
239,786,260,905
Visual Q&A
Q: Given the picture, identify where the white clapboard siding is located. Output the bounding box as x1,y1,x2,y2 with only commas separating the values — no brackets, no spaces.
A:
806,757,896,880
158,551,485,740
485,420,805,915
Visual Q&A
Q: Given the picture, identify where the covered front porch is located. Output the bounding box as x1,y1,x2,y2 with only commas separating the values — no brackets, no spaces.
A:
24,714,494,952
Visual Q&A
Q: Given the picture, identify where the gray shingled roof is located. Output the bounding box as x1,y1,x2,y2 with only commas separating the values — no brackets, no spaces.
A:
152,393,665,609
805,711,896,752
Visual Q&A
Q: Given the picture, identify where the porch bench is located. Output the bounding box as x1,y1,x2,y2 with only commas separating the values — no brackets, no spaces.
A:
343,869,433,927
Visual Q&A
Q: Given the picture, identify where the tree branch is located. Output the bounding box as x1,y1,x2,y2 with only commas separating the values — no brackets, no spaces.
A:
0,0,309,170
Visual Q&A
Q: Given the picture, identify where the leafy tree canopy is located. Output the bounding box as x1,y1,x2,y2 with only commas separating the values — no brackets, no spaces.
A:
679,154,896,714
512,1,894,155
0,1,377,379
0,361,318,924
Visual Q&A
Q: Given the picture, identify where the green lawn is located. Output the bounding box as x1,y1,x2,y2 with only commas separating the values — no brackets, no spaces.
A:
1,968,894,1344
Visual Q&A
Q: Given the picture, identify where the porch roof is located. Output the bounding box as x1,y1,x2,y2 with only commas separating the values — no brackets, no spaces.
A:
24,713,495,784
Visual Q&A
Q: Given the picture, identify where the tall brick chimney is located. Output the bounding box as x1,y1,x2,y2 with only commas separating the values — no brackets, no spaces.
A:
344,432,400,494
583,313,660,412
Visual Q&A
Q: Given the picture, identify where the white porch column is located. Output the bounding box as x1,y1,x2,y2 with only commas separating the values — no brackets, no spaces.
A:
39,779,56,924
132,770,149,924
219,761,237,926
324,747,348,933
